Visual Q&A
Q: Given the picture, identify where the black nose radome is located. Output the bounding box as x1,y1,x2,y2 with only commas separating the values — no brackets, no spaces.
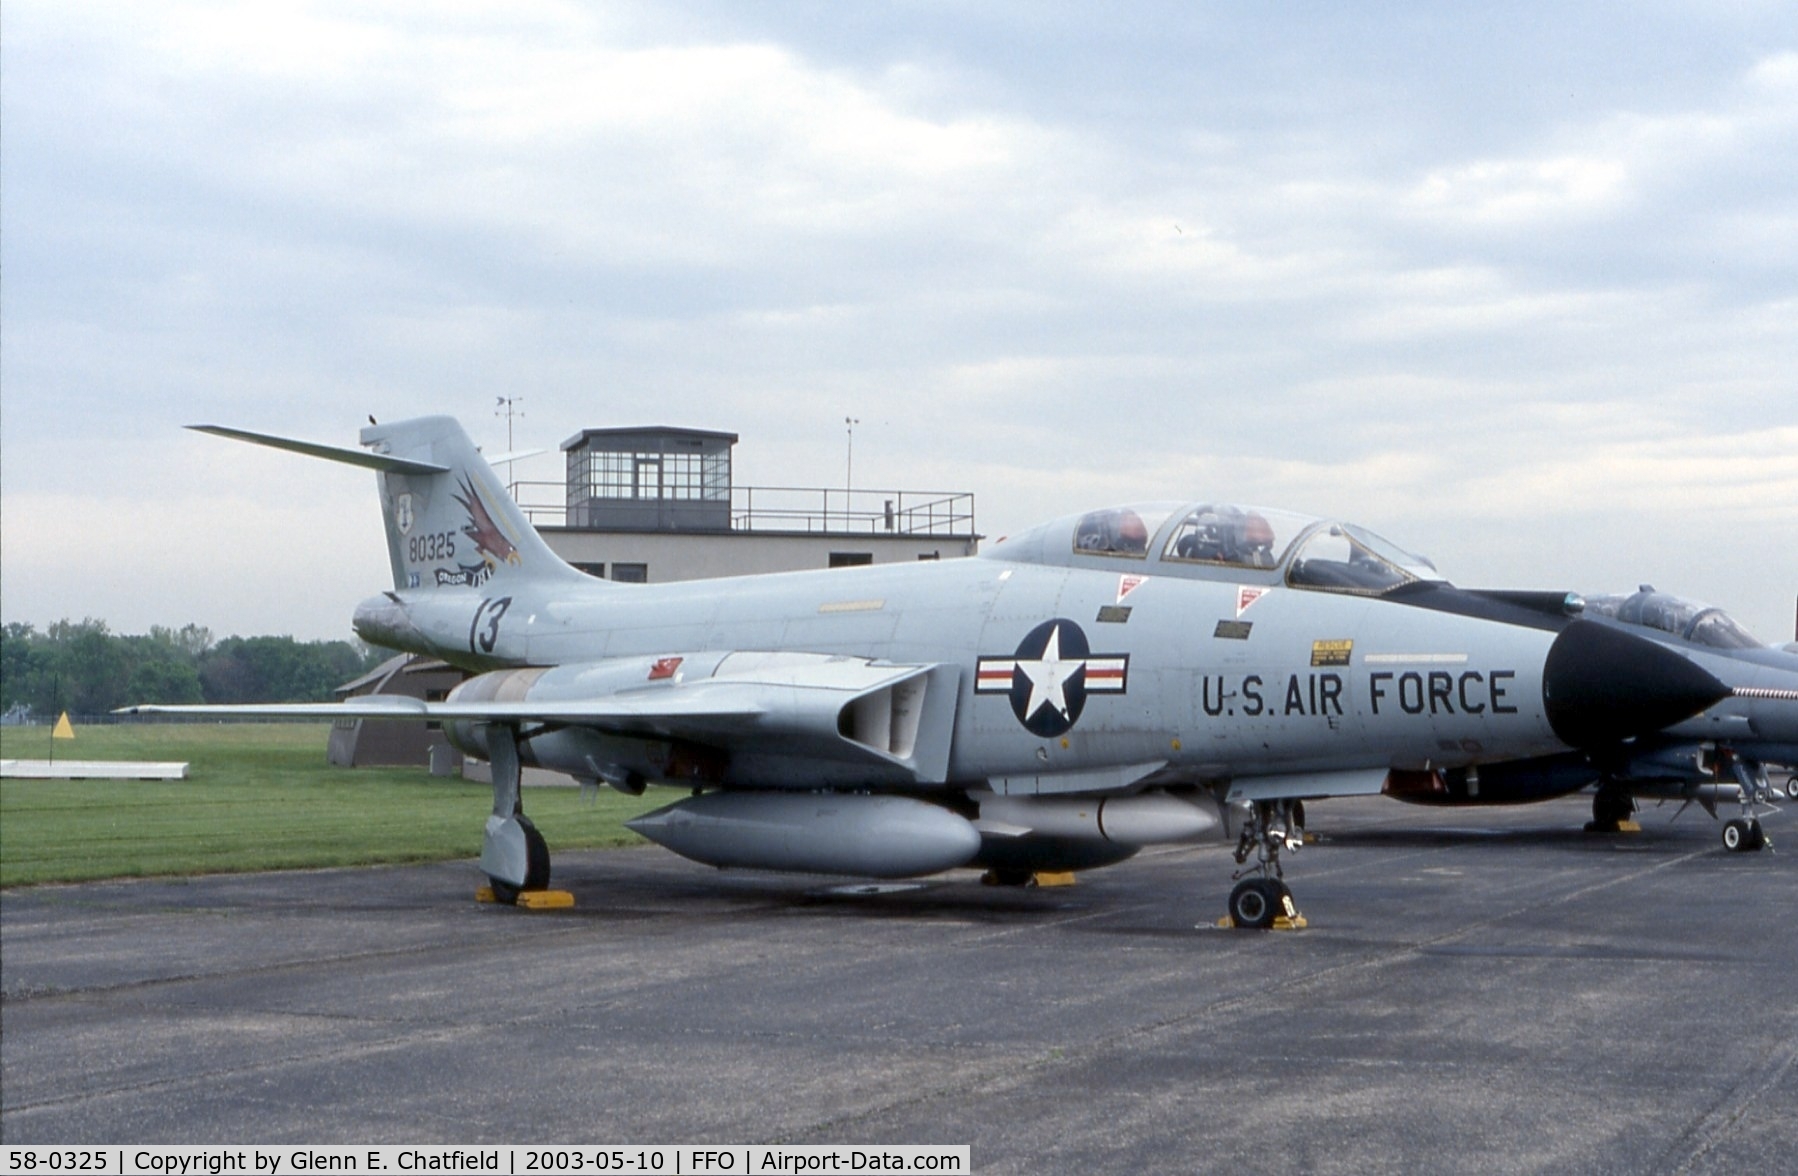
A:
1544,620,1729,748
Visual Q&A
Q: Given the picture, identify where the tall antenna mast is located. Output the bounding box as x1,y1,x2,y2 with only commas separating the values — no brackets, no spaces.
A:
495,396,525,490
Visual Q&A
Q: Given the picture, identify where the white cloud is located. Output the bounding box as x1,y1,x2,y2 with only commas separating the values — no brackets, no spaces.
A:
100,8,1052,272
1338,265,1636,340
4,2,1796,642
1408,156,1631,225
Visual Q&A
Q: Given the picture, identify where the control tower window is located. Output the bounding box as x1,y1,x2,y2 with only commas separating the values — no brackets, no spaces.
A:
574,449,731,502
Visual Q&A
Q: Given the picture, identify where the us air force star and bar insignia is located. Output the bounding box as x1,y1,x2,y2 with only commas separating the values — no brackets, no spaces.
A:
976,618,1129,737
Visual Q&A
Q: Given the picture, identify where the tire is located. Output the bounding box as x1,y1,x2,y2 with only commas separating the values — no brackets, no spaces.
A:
1722,819,1747,851
489,818,552,904
1592,787,1633,827
521,817,551,890
1747,819,1766,852
1228,879,1277,930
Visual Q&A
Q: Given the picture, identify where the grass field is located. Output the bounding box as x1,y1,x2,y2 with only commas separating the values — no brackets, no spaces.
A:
0,722,666,886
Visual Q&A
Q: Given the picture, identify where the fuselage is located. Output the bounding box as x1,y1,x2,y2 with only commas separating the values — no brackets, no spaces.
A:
350,468,1727,801
364,553,1575,789
155,415,1744,896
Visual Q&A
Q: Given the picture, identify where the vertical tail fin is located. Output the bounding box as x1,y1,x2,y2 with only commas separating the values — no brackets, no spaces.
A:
359,415,586,593
191,416,588,594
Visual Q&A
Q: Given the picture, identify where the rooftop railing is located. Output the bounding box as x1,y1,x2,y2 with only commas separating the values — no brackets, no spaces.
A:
510,482,975,537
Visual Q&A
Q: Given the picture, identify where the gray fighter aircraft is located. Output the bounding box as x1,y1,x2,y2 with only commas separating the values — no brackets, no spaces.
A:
1385,586,1798,851
125,416,1737,928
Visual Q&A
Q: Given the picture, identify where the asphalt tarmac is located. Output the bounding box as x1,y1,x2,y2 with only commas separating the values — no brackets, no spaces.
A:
4,793,1795,1174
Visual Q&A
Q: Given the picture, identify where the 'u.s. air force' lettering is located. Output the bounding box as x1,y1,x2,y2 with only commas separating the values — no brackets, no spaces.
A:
1195,669,1521,718
977,619,1128,737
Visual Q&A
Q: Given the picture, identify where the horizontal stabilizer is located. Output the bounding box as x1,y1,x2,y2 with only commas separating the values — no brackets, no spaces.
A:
188,425,450,476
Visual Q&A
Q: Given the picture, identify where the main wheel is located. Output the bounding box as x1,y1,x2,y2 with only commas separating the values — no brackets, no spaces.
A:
1592,786,1634,827
1722,819,1748,851
487,818,552,904
1228,879,1278,930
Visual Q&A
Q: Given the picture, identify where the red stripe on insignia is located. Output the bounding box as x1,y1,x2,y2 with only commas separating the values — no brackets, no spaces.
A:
976,662,1015,690
1085,659,1127,690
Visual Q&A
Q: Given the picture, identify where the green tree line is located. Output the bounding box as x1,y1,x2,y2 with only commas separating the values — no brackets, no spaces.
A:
1,619,390,717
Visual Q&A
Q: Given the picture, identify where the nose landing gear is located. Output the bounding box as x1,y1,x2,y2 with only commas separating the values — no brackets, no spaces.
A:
1221,798,1307,930
1720,817,1768,853
1720,758,1776,854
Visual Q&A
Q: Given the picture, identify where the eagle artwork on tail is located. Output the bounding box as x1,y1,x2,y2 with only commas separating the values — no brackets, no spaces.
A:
454,474,520,569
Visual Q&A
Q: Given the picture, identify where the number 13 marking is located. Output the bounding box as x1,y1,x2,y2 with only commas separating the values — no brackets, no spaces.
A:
470,596,512,654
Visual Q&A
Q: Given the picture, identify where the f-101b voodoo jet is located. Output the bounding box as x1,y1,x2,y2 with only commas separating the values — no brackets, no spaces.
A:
125,416,1735,928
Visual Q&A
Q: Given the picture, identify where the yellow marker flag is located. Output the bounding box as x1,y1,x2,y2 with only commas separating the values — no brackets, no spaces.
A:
52,712,76,740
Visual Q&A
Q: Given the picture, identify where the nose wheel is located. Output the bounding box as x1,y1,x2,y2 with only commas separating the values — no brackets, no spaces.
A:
1719,758,1777,853
1221,798,1307,929
1721,818,1769,853
1227,877,1297,930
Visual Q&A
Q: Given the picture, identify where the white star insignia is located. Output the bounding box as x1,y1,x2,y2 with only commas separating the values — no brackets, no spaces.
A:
1015,623,1081,723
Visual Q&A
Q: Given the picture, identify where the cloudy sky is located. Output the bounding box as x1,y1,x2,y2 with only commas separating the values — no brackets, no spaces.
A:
3,1,1795,644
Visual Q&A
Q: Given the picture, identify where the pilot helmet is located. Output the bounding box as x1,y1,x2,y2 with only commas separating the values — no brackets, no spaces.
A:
1113,510,1149,551
1243,511,1275,552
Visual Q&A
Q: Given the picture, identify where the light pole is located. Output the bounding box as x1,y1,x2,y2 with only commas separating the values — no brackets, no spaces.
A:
845,416,861,528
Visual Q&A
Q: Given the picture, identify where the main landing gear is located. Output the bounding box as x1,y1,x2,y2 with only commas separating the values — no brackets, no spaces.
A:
1224,799,1306,930
1586,783,1639,834
478,725,568,907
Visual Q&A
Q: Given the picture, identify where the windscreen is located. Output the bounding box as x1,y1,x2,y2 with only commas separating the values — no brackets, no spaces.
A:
1285,523,1439,596
1584,590,1765,650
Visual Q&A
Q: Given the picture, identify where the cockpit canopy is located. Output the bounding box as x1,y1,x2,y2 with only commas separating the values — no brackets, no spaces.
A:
1162,504,1299,569
987,500,1444,596
1584,587,1765,651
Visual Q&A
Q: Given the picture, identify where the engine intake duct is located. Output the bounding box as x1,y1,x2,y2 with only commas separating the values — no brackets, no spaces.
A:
839,674,927,760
